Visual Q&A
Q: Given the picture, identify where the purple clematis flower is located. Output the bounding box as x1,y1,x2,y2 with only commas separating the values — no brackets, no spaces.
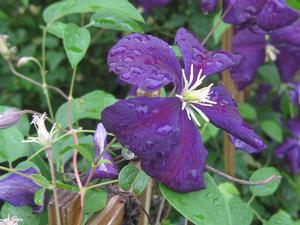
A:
136,0,171,12
231,21,300,90
199,0,218,13
223,0,299,31
275,117,300,174
289,82,300,109
103,28,266,192
85,123,118,181
0,168,45,213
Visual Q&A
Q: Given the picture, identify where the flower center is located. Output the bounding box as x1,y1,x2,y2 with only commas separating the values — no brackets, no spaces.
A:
176,64,216,127
265,44,280,62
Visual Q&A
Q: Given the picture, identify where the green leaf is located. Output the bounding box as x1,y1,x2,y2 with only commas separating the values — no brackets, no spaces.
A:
0,127,28,163
266,211,296,225
60,144,94,163
21,0,29,7
16,161,41,173
91,10,143,33
228,197,253,225
261,120,283,142
202,123,219,143
213,11,231,44
31,174,52,189
83,189,107,213
34,188,46,206
171,45,182,58
238,102,257,121
249,167,281,196
160,173,233,225
63,23,90,68
55,90,116,128
118,164,140,191
258,64,281,88
218,182,240,201
43,0,144,24
133,170,150,196
1,203,40,225
287,0,300,10
47,21,66,38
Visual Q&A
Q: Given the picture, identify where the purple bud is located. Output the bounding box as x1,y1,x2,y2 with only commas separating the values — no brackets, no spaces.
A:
199,0,218,13
0,108,21,129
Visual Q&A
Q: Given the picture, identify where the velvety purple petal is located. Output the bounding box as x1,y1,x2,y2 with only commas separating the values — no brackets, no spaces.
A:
0,168,45,213
197,84,266,152
199,0,218,13
108,33,181,92
287,116,300,138
285,146,300,174
137,0,171,12
102,97,207,193
89,123,118,180
256,0,299,31
275,138,298,158
289,83,300,108
223,0,266,26
275,45,300,82
229,135,262,154
231,28,266,90
175,28,241,85
271,21,300,47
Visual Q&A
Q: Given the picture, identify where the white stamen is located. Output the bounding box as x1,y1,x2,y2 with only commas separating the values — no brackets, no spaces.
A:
0,215,22,225
265,44,280,62
177,64,217,127
23,113,57,146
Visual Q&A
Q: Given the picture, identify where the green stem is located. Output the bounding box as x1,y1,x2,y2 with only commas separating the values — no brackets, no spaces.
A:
69,66,77,99
247,194,255,205
40,27,54,119
251,208,267,224
0,166,32,179
85,179,118,191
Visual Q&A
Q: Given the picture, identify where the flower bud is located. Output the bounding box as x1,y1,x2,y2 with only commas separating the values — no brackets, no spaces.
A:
0,108,22,129
0,35,10,60
17,57,31,67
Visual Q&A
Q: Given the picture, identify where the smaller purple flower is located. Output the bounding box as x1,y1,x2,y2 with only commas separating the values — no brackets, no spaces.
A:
86,123,118,181
289,82,300,109
223,0,299,31
0,168,45,213
231,21,300,90
275,117,300,174
137,0,171,12
0,108,21,129
199,0,218,13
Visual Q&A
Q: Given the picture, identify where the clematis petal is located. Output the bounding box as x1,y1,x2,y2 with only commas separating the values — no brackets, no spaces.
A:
199,0,218,13
289,83,300,108
102,97,207,193
256,0,299,31
0,168,45,213
229,135,262,153
286,116,300,138
108,33,181,92
271,21,300,47
223,0,266,26
175,28,241,83
285,146,300,174
231,28,266,90
137,0,171,12
275,45,300,82
275,138,298,158
86,123,118,181
196,84,266,152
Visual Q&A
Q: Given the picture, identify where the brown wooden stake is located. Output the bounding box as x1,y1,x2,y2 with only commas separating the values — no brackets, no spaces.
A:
138,179,153,225
48,189,81,225
221,27,244,176
86,195,126,225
